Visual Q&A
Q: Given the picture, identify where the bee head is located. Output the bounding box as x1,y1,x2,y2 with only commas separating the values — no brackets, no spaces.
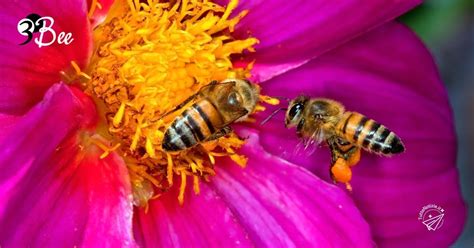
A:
285,96,308,128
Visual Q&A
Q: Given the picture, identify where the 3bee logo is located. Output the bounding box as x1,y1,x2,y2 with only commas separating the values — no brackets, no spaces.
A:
17,13,74,47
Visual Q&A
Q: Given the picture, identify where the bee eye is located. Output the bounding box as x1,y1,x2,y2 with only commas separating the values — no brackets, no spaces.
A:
289,103,303,119
227,92,241,106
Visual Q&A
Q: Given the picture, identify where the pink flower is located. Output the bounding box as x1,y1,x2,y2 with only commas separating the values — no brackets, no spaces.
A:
0,0,466,247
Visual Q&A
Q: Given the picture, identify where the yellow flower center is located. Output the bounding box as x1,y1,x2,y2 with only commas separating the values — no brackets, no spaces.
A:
77,0,277,207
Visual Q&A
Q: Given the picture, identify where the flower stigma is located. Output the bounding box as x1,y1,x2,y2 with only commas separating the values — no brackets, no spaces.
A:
79,0,277,206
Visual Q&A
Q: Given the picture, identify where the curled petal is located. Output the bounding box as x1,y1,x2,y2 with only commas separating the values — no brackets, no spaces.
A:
0,0,92,114
0,84,135,247
255,22,466,246
219,0,421,81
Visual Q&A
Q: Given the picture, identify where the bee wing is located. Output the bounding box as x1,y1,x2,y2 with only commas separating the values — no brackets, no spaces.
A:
158,80,225,119
293,138,319,157
292,129,325,157
204,126,233,142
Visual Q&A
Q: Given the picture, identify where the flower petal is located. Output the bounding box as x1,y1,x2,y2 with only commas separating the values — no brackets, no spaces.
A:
0,0,92,114
212,130,373,246
133,180,253,247
219,0,421,81
0,84,135,247
255,22,466,246
135,131,373,247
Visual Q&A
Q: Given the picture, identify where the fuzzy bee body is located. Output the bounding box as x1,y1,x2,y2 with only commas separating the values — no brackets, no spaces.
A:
284,96,405,189
162,79,259,152
335,111,404,155
163,100,224,151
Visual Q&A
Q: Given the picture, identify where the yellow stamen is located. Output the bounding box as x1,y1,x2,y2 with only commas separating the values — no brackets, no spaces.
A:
178,173,187,205
193,175,200,194
70,61,91,80
260,95,280,105
88,0,99,18
88,136,121,159
86,0,267,206
113,102,126,127
166,153,174,186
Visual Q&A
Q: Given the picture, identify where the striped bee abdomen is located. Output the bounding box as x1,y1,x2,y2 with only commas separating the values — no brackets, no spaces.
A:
337,112,405,155
162,99,224,151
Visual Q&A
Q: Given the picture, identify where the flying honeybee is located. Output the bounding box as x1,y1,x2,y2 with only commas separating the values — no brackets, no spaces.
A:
162,79,259,152
265,96,405,190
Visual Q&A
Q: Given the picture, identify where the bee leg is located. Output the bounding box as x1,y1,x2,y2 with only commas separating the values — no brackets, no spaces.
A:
205,126,233,142
328,137,353,191
346,147,361,167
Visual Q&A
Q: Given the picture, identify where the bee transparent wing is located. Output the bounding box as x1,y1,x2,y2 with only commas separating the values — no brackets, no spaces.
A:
292,129,325,157
204,126,233,142
293,138,319,157
159,80,223,119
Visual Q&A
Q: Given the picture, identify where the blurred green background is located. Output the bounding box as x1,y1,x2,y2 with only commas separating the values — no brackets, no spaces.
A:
402,0,474,246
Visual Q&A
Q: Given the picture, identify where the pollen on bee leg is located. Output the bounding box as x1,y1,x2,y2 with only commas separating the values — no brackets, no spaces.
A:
331,158,353,190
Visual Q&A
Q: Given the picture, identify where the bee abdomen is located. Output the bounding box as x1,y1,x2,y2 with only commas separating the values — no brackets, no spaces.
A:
162,100,221,151
338,112,404,155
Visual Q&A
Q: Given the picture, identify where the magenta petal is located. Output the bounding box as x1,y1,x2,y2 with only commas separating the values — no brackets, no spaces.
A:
219,0,421,81
135,131,373,246
0,84,135,247
211,130,373,246
133,181,253,247
0,0,92,114
255,22,466,246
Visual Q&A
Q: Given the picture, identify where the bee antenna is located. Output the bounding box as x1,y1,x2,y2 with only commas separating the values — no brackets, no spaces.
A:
273,96,291,102
260,107,288,125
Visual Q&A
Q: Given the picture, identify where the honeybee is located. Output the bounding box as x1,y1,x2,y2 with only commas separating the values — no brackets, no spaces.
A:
162,79,259,152
284,96,405,190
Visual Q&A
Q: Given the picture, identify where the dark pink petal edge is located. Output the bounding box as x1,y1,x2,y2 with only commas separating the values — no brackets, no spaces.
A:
220,0,422,81
0,83,136,247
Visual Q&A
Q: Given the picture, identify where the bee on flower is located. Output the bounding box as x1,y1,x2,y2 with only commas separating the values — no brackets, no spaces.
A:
0,0,466,247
